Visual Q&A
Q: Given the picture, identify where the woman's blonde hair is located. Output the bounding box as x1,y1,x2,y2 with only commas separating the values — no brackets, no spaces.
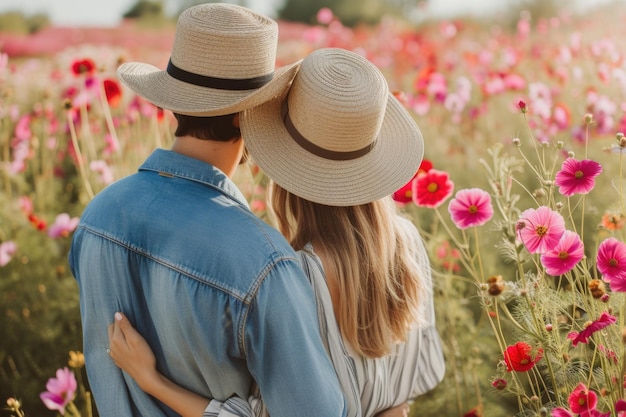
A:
269,182,424,358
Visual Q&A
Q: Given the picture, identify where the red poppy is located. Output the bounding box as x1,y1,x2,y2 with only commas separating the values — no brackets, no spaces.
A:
71,58,96,76
503,341,542,372
28,213,47,231
103,79,122,107
392,159,433,204
412,169,454,208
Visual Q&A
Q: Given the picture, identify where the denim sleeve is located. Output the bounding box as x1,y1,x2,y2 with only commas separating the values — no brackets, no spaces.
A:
243,258,347,417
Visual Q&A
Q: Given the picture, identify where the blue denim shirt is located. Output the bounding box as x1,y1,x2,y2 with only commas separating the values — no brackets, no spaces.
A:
69,149,346,417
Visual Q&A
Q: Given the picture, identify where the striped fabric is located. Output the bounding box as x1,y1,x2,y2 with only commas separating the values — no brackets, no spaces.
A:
205,221,445,417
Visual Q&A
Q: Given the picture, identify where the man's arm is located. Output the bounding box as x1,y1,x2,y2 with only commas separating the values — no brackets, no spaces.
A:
244,259,347,417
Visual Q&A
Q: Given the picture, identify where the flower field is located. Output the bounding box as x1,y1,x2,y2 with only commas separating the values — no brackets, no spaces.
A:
3,4,626,416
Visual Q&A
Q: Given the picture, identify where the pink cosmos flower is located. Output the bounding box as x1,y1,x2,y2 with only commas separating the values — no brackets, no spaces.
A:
596,238,626,291
448,188,494,229
412,169,454,208
567,311,617,346
48,214,80,239
554,158,602,197
0,241,17,267
568,383,598,415
90,160,115,185
40,367,77,415
540,230,584,275
517,206,565,254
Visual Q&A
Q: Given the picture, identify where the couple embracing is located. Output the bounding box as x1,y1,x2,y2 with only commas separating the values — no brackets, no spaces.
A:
69,3,445,417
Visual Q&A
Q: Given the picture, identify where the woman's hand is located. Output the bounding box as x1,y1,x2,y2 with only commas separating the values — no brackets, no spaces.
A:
377,402,411,417
107,312,160,394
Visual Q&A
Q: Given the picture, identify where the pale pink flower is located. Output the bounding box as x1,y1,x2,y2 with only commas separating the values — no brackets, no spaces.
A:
448,188,493,229
48,213,80,239
0,241,17,267
517,206,565,254
540,230,584,275
40,367,77,415
316,7,334,24
90,160,114,185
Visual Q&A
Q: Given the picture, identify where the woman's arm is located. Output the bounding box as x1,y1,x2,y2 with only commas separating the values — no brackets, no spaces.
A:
108,312,407,417
107,312,210,417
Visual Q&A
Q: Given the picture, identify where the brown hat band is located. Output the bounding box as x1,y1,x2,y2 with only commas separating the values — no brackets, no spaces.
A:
281,101,374,161
167,59,274,91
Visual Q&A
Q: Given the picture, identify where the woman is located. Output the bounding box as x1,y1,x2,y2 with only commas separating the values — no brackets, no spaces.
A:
108,47,445,417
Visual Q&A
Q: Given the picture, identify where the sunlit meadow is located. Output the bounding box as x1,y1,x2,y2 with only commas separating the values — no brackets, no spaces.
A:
3,4,626,417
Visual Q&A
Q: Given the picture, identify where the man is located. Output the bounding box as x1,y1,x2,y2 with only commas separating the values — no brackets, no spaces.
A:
68,4,346,417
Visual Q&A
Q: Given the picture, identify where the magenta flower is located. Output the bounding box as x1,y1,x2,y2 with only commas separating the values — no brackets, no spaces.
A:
448,188,494,229
540,230,584,275
0,241,17,267
596,238,626,291
567,311,617,346
40,367,77,415
412,169,454,209
48,213,80,239
517,206,565,254
568,383,598,415
554,158,602,197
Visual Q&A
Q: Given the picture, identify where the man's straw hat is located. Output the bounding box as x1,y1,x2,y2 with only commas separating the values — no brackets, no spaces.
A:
241,48,424,207
116,3,299,116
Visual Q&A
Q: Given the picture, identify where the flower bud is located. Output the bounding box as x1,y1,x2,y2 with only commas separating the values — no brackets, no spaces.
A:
512,137,521,146
556,141,564,149
555,202,564,210
486,275,505,296
533,188,547,199
567,151,575,158
589,279,606,299
601,293,610,303
584,113,594,124
6,398,20,410
518,100,527,113
68,350,85,368
545,323,553,332
491,378,507,390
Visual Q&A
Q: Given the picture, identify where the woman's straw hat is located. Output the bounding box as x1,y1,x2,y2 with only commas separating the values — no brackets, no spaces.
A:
116,3,299,116
241,48,424,206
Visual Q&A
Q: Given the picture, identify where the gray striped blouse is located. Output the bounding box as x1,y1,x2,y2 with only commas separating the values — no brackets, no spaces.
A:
205,220,445,417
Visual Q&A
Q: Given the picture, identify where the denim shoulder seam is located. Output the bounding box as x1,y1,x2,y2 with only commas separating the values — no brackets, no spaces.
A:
76,225,248,303
238,254,299,357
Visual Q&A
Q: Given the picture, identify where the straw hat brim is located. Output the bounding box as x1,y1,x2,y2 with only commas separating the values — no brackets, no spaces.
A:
241,91,424,206
117,61,301,117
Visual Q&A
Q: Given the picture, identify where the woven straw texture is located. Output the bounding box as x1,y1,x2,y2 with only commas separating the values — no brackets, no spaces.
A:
242,48,424,206
117,3,298,116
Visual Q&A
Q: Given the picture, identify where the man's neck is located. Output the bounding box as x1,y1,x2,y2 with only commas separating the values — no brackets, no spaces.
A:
170,135,243,178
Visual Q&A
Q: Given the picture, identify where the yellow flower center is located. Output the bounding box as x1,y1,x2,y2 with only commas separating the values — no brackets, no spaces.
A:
468,205,478,214
427,183,438,193
575,170,584,179
535,225,548,237
609,258,618,267
558,251,569,260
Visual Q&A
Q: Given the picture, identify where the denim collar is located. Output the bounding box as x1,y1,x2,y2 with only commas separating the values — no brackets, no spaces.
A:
139,149,250,208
